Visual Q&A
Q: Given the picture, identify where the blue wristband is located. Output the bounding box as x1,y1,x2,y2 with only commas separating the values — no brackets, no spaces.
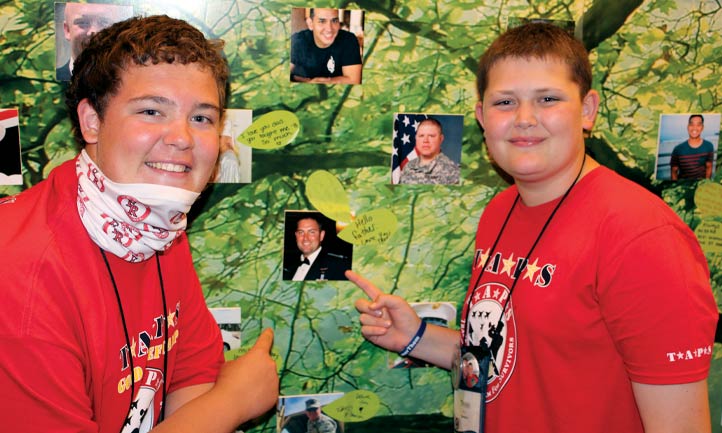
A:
398,320,427,357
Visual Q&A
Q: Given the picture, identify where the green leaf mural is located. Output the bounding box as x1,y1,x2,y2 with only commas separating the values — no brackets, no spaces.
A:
1,1,720,432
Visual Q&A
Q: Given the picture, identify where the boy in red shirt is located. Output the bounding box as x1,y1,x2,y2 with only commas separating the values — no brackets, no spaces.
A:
350,22,717,433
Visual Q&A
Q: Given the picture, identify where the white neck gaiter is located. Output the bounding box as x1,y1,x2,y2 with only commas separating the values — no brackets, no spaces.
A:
75,150,200,263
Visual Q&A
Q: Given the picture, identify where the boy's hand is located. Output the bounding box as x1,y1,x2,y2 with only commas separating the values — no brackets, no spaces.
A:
346,270,421,353
217,328,279,422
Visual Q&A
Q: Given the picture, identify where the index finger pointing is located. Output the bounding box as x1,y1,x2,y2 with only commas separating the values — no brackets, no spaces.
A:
345,270,383,300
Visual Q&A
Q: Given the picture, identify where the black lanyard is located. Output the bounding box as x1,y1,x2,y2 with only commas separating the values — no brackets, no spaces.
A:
100,249,169,431
463,153,587,346
457,155,587,433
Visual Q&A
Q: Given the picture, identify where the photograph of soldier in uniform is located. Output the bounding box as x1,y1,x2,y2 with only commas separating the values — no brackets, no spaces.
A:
278,393,344,433
391,113,463,185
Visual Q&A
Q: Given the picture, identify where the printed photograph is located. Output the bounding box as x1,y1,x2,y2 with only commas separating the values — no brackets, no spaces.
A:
213,109,253,183
0,108,22,185
282,211,353,281
278,393,344,433
654,113,720,180
391,113,463,185
54,2,133,81
290,7,364,84
208,307,241,352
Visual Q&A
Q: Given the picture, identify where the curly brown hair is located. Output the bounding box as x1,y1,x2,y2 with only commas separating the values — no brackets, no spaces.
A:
476,22,592,101
66,15,229,146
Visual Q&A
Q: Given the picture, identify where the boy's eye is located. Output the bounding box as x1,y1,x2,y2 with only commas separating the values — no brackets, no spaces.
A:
192,115,214,124
493,100,513,106
541,96,559,103
140,109,160,116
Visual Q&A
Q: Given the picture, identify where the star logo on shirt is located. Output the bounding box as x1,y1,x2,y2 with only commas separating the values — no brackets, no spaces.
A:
523,258,541,282
501,253,516,277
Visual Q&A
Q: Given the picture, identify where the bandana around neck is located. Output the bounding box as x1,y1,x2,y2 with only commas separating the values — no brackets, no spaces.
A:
75,149,200,263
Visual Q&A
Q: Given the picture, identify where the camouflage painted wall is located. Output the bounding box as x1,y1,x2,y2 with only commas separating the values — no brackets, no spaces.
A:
1,0,720,432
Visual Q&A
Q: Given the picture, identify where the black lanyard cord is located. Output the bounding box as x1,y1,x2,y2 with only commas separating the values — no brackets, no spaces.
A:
463,154,588,354
155,253,169,424
100,248,168,432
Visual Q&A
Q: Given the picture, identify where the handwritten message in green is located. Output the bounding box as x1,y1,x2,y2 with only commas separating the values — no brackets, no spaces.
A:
323,390,380,422
338,208,397,246
305,170,397,245
695,219,722,254
236,110,299,149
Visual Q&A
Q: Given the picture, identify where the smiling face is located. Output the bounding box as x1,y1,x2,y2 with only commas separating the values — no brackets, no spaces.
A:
415,121,444,163
307,8,341,48
295,218,325,257
78,62,221,193
687,116,704,141
475,56,599,204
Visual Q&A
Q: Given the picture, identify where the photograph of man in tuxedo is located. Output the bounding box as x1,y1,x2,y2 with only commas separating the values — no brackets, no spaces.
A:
282,211,352,281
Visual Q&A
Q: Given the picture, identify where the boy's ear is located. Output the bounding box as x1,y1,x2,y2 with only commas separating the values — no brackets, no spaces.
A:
77,98,100,145
581,90,600,131
474,101,485,130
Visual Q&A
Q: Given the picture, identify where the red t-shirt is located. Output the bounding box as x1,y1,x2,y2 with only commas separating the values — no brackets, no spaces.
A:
0,158,224,432
460,166,717,433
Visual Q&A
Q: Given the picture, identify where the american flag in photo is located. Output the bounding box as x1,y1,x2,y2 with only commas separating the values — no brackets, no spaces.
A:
391,113,428,184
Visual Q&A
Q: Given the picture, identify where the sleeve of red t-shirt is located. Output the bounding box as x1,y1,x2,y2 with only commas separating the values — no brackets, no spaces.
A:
597,223,717,384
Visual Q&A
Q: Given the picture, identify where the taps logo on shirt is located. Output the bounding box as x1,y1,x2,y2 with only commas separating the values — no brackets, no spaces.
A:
462,247,559,401
462,281,517,402
115,303,182,431
473,249,556,288
120,367,164,433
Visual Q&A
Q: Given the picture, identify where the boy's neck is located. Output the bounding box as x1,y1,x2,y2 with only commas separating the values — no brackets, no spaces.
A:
516,158,599,207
